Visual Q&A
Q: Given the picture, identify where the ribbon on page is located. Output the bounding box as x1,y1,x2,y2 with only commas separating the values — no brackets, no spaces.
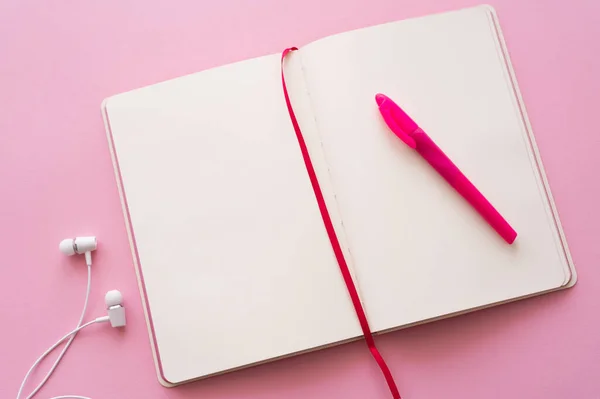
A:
281,47,401,399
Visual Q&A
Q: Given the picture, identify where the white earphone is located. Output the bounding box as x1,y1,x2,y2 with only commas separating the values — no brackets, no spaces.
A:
105,289,126,328
16,236,126,399
59,236,97,266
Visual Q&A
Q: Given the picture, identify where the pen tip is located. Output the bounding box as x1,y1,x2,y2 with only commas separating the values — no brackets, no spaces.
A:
375,93,387,106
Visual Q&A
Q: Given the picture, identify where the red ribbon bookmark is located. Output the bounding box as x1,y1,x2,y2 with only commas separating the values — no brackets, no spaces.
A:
281,47,401,399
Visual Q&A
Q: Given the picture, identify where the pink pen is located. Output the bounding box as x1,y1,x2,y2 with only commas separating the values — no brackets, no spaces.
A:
376,93,517,244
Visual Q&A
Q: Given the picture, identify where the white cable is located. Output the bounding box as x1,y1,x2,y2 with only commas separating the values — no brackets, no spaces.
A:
15,317,109,399
16,265,92,399
49,396,92,399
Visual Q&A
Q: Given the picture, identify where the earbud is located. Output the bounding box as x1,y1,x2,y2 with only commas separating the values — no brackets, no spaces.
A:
59,236,97,266
17,235,127,399
105,290,126,328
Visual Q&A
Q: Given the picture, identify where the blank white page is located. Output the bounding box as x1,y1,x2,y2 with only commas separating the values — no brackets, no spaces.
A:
299,6,572,332
104,54,360,384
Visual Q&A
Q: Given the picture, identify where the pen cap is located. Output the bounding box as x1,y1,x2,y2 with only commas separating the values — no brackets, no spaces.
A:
375,94,419,133
376,94,417,148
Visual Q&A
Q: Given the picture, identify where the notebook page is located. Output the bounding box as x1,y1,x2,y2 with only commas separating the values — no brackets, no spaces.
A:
298,6,571,332
104,53,360,383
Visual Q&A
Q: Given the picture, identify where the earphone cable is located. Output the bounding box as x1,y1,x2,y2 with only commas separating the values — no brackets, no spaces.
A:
16,264,92,399
49,396,92,399
15,318,108,399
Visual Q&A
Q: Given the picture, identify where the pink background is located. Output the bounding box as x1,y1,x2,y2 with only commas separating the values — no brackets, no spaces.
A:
1,0,599,398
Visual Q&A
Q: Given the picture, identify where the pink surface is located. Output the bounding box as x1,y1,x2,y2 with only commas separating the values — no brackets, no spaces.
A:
0,0,598,398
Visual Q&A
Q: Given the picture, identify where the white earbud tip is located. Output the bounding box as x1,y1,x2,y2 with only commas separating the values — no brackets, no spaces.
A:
105,290,123,307
59,239,75,256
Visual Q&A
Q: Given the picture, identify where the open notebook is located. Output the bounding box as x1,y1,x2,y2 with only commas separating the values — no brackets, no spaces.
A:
103,5,576,386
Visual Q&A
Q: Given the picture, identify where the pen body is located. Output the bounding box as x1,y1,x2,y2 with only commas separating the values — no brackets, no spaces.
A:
412,129,517,244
